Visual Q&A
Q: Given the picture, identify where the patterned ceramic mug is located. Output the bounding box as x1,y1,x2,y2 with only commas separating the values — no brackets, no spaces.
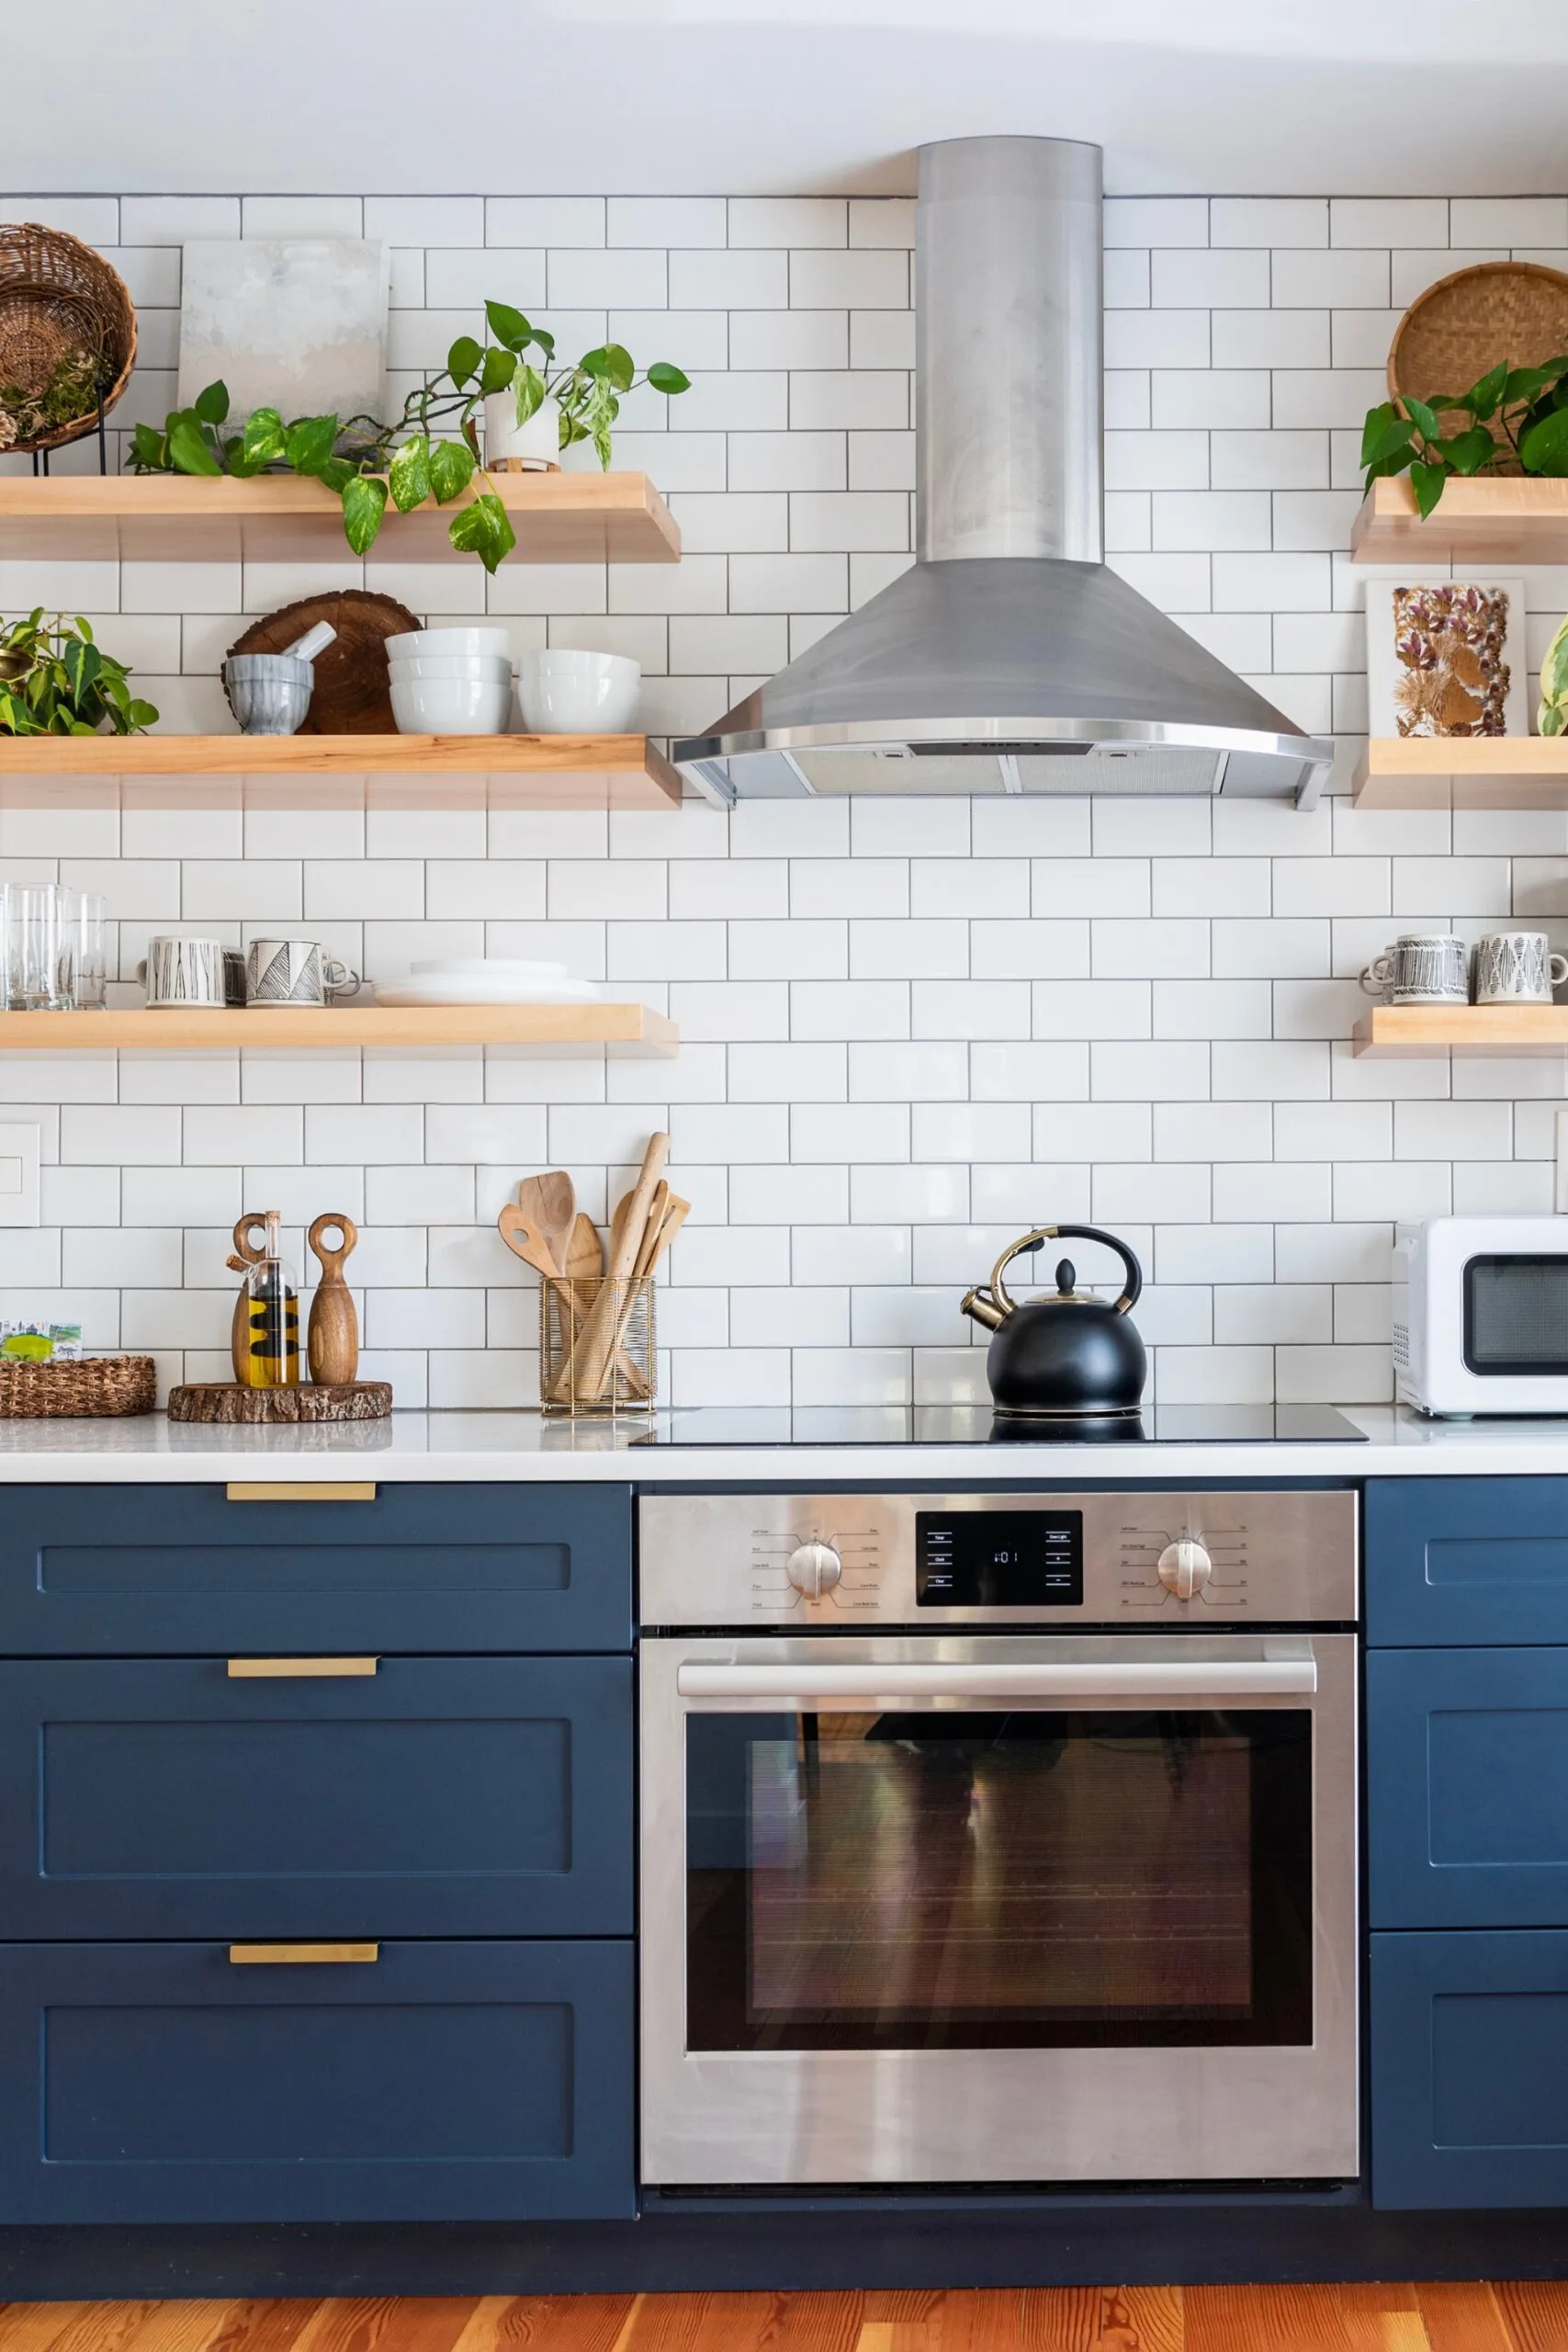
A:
1473,931,1568,1005
245,938,361,1007
141,935,228,1009
1359,933,1469,1006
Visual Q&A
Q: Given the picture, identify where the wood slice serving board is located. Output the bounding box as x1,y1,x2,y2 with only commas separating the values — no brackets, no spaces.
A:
167,1382,393,1423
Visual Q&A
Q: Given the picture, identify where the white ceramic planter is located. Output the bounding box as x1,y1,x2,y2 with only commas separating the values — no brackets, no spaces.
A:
483,389,560,470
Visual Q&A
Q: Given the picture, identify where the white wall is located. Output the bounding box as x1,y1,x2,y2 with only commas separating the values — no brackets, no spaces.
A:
4,188,1567,1409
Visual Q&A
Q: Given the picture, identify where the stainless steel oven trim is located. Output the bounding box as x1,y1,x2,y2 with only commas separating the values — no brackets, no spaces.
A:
639,1629,1359,2187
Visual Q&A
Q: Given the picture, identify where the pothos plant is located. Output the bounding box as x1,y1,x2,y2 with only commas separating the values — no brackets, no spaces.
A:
0,610,157,736
127,314,691,572
1361,356,1568,517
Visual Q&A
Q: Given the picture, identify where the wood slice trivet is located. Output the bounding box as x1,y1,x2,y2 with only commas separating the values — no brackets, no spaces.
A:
167,1382,392,1423
225,592,421,734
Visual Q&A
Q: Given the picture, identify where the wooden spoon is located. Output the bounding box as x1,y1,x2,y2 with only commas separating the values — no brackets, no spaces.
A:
498,1204,564,1282
567,1212,604,1282
515,1170,575,1277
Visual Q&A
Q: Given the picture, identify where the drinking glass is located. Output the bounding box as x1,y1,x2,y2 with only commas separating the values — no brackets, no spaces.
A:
10,886,75,1011
66,889,107,1010
0,886,9,1011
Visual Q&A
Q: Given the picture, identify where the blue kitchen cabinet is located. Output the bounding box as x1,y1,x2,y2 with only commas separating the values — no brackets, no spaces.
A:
1371,1929,1568,2208
1368,1645,1568,1929
0,1655,632,1939
0,1482,632,1654
0,1939,635,2223
1366,1477,1568,1648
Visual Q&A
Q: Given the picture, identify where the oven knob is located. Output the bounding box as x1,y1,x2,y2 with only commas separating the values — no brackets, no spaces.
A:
1157,1537,1213,1600
786,1540,842,1598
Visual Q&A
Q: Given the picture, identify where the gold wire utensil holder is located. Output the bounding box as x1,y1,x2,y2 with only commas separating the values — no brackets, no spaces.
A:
540,1274,656,1415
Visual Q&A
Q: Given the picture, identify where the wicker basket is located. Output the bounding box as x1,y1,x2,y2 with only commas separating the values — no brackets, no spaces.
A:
0,1354,156,1418
1389,260,1568,468
0,223,138,456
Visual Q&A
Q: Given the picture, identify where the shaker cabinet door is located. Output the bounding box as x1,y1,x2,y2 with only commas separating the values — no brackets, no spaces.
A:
1366,1478,1568,1649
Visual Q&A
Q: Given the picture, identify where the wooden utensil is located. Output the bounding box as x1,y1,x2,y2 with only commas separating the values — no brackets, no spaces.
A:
225,1212,270,1385
307,1214,360,1386
567,1213,604,1281
643,1193,690,1273
609,1135,670,1281
557,1135,671,1403
498,1204,566,1281
516,1170,575,1277
632,1180,670,1277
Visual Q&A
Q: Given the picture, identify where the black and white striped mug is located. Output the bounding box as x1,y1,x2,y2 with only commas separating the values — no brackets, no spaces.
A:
245,938,360,1007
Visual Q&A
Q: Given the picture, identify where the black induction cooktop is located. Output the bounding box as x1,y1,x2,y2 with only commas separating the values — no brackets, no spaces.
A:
627,1405,1368,1446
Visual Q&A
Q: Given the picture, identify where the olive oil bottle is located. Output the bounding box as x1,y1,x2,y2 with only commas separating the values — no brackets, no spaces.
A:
243,1210,300,1389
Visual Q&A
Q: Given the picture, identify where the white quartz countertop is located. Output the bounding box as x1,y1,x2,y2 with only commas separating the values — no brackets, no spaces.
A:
2,1404,1568,1481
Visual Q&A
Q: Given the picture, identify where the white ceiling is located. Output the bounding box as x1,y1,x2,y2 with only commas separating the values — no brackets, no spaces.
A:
18,0,1568,198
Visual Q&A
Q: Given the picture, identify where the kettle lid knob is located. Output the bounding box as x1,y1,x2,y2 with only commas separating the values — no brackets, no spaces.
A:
1055,1258,1076,1295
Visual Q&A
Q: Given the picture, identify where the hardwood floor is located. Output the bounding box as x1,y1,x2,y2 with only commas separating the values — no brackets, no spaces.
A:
2,2288,1566,2352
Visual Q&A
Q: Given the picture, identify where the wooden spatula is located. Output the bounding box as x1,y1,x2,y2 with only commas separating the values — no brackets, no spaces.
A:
567,1212,604,1282
515,1170,575,1277
497,1204,564,1282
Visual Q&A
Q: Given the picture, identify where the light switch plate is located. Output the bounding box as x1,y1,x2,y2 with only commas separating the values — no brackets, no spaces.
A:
0,1125,40,1227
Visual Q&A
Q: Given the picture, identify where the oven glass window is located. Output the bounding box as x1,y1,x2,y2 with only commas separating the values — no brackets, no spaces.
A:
1464,1253,1568,1375
686,1709,1312,2052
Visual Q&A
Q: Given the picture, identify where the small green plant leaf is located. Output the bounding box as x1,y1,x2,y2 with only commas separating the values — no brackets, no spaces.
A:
340,472,389,555
193,379,231,425
318,457,355,494
646,362,691,395
1360,411,1416,475
167,413,223,476
532,326,556,359
389,434,433,512
126,698,159,730
1541,703,1567,736
485,300,533,354
479,345,516,397
61,637,100,702
603,344,636,392
1404,396,1445,447
428,435,477,503
1443,425,1496,476
1506,358,1568,407
284,413,340,477
1522,405,1568,476
1410,459,1449,517
513,363,546,425
447,488,516,573
1461,362,1508,421
129,420,169,471
241,407,288,468
446,334,483,389
1542,615,1568,707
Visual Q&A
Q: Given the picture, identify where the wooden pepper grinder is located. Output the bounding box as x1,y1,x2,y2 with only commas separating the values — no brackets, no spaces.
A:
225,1213,270,1385
307,1213,360,1385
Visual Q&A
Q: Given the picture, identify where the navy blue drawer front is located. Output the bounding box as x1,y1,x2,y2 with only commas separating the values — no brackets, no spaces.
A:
1371,1929,1568,2209
0,1939,633,2223
0,1483,631,1655
1366,1478,1568,1648
0,1656,631,1939
1369,1647,1568,1929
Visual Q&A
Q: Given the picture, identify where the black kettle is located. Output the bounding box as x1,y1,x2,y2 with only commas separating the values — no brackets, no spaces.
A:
961,1224,1147,1420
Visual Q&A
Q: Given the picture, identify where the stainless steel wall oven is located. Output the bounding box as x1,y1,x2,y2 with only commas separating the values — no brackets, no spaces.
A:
638,1489,1358,2188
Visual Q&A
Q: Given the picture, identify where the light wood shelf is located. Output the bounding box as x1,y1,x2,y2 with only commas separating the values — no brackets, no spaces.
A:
0,471,680,565
1354,736,1568,809
0,733,682,810
1350,476,1568,566
0,1004,679,1057
1354,1004,1568,1058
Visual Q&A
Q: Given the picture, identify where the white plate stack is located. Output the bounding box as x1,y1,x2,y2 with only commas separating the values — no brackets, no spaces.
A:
387,628,513,735
374,958,602,1007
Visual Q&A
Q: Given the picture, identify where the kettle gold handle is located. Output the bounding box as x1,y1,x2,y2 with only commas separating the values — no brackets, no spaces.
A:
986,1224,1144,1317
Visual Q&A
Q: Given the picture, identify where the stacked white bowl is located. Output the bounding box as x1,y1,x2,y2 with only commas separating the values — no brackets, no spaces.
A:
387,628,513,735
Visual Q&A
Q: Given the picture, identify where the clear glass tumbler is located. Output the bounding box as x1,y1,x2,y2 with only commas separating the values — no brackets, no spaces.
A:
0,886,9,1011
10,886,75,1011
66,890,107,1010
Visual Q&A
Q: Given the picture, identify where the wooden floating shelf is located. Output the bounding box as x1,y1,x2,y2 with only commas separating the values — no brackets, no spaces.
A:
1354,736,1568,810
0,471,680,565
0,1005,679,1057
1351,476,1568,566
1354,1005,1568,1058
0,733,682,811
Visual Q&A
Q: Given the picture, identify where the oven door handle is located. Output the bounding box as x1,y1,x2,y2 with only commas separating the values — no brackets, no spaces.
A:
674,1657,1317,1700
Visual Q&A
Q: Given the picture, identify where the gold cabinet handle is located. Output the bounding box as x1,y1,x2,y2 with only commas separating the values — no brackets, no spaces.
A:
225,1482,378,1503
227,1657,378,1679
230,1943,379,1965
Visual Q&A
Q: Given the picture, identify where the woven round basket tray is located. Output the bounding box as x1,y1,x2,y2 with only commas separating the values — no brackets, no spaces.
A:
1390,259,1568,469
0,223,137,456
225,592,423,734
0,1354,156,1418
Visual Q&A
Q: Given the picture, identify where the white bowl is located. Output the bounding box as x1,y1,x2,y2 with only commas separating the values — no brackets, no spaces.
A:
389,674,512,735
516,650,641,735
389,653,513,682
411,957,569,977
385,627,512,660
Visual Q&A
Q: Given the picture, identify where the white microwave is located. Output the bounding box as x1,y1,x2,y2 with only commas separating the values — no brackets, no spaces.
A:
1394,1216,1568,1416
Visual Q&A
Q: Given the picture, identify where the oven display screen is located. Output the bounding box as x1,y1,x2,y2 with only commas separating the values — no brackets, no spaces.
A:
915,1510,1083,1606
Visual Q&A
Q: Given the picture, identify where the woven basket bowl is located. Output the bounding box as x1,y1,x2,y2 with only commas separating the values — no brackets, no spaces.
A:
0,222,138,455
1389,259,1568,471
0,1354,156,1418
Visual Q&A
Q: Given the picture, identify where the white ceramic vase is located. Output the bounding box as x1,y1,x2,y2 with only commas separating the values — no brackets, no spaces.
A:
482,389,560,469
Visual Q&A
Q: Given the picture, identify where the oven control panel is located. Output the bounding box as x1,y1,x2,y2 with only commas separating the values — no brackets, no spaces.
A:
638,1489,1357,1627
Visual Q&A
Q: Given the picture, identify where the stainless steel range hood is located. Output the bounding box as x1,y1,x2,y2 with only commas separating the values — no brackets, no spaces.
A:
674,137,1334,808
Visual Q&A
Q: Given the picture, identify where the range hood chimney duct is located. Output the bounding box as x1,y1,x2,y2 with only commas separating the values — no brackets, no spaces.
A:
674,136,1334,808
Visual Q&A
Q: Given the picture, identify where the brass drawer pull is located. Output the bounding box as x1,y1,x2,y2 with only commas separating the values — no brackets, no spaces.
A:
227,1657,379,1679
225,1482,378,1503
230,1943,379,1965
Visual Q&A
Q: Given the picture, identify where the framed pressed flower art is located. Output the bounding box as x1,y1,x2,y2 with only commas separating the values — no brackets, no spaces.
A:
1365,576,1529,739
